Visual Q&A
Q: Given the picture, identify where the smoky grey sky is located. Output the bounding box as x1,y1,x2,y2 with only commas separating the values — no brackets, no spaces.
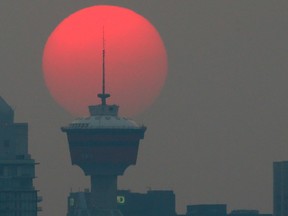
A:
1,1,288,215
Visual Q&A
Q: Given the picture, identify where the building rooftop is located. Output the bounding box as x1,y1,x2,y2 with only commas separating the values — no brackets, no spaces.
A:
0,97,14,124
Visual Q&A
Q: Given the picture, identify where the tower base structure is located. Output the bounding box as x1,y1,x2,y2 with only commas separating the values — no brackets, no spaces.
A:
67,189,177,216
67,189,123,216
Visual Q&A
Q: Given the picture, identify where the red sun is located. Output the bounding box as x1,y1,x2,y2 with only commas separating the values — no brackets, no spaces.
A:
43,5,167,117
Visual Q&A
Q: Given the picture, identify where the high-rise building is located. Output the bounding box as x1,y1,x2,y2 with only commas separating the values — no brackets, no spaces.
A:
273,161,288,216
62,42,146,215
0,97,41,216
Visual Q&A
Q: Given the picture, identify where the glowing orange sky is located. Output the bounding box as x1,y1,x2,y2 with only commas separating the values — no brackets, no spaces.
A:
43,5,167,117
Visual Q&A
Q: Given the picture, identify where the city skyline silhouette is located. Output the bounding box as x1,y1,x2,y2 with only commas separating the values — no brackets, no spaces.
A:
0,1,288,216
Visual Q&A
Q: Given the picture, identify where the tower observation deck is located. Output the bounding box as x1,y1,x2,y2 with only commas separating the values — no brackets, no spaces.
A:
61,37,146,215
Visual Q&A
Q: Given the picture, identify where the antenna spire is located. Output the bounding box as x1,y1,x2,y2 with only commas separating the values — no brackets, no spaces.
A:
97,27,110,105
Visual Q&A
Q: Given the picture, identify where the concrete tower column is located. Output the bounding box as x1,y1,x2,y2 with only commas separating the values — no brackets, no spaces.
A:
91,175,117,209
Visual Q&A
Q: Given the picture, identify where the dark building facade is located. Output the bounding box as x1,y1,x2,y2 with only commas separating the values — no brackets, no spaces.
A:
117,190,176,216
186,204,227,216
273,161,288,216
0,97,40,216
67,189,176,216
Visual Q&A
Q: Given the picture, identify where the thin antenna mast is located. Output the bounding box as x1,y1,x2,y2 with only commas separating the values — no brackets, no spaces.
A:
98,27,110,105
102,27,105,96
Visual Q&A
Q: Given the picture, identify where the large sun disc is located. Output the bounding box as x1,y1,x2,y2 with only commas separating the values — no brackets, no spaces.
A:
43,5,168,117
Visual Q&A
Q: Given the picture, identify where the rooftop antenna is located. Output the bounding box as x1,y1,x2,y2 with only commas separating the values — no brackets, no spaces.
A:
97,26,110,105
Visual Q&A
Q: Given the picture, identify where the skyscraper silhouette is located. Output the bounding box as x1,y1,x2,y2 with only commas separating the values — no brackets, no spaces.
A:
273,161,288,216
0,97,41,216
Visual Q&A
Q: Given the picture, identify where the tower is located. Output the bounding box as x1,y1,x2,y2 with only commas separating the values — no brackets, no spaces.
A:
61,39,146,215
273,161,288,216
0,97,41,216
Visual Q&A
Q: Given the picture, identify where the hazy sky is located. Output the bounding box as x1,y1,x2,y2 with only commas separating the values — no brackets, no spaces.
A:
1,1,288,215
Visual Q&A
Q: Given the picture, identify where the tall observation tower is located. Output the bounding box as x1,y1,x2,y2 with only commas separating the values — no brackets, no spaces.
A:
61,38,146,215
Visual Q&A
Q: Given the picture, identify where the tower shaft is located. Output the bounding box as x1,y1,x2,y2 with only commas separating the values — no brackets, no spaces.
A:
91,175,117,209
